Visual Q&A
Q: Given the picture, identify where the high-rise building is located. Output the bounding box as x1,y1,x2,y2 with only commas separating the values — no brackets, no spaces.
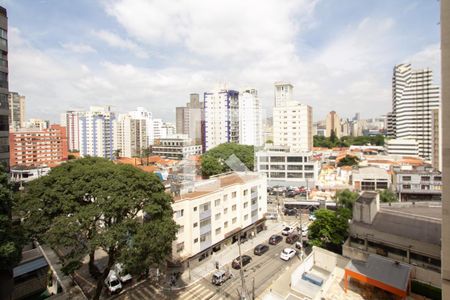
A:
60,111,83,151
203,89,239,151
273,101,313,151
8,92,25,130
389,64,440,160
9,125,68,167
384,138,420,157
129,107,153,146
152,118,163,142
79,106,115,159
26,118,49,130
114,113,148,158
239,88,263,147
0,7,9,168
274,82,293,107
162,122,176,138
325,111,341,138
176,93,204,145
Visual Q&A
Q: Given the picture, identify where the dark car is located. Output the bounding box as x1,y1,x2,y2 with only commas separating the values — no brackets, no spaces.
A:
269,234,283,245
232,255,252,269
286,233,300,244
253,244,269,256
284,208,297,216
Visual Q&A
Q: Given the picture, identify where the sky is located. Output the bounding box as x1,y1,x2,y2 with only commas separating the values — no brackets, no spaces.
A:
0,0,441,123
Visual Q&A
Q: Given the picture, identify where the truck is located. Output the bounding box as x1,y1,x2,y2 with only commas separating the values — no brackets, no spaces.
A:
211,269,233,286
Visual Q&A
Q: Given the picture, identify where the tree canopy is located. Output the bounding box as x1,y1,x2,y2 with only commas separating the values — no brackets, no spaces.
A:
336,189,359,210
308,208,350,253
379,189,397,203
337,155,360,167
313,135,385,148
200,143,254,178
18,157,177,299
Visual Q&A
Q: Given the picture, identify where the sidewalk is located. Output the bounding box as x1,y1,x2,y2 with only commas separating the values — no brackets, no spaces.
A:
168,220,293,290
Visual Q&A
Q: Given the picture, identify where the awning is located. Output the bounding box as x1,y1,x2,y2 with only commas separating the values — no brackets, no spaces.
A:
13,257,48,278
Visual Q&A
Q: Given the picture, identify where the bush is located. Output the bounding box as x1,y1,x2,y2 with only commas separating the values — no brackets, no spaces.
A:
411,280,441,300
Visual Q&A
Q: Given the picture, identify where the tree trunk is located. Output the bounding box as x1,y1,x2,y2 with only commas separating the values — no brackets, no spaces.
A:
0,269,13,300
92,250,115,300
88,250,97,276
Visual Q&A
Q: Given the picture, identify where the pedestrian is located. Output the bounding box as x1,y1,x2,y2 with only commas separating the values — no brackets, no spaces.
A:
215,261,219,269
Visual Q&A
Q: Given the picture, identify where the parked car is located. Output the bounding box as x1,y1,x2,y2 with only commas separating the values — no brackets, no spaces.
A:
265,212,278,220
113,263,132,283
254,244,269,256
309,214,317,221
280,248,297,261
269,234,283,245
284,208,297,216
286,233,300,244
232,255,252,269
104,270,123,294
286,190,297,198
211,269,233,285
281,226,295,236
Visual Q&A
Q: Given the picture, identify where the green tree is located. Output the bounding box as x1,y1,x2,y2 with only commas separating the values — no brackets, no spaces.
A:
336,189,359,210
0,167,25,299
379,189,397,203
330,129,338,144
337,155,360,167
113,149,121,160
18,157,177,300
308,208,350,253
200,143,254,178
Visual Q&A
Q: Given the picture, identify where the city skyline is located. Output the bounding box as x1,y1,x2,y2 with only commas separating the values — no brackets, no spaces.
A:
0,0,441,123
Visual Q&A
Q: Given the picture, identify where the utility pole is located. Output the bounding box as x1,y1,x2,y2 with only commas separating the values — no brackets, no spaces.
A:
238,238,249,299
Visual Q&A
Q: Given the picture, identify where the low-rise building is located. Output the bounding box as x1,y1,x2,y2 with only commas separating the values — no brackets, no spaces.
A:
9,124,68,167
385,138,420,157
344,192,441,287
352,166,390,191
255,146,319,187
392,165,442,201
170,172,267,266
151,134,202,160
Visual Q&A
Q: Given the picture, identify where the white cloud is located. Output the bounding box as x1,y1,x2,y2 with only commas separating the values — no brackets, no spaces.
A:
61,42,97,54
91,29,149,58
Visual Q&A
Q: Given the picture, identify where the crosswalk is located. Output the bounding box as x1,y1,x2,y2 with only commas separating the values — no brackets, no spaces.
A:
178,283,216,300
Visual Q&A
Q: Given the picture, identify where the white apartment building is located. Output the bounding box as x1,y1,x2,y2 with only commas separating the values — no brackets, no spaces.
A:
204,89,239,151
61,110,84,151
114,113,148,158
239,88,263,147
171,172,267,263
273,101,313,151
255,146,319,187
274,82,293,107
129,107,153,146
79,106,115,159
152,134,202,160
26,119,49,130
152,118,163,143
389,64,440,160
162,122,176,138
385,138,420,157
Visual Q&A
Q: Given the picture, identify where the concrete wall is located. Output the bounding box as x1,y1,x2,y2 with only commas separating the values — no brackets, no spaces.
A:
313,246,349,271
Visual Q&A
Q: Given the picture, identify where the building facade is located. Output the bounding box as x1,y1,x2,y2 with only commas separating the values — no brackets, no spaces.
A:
176,93,204,146
79,106,115,159
171,172,267,263
60,110,83,151
384,138,420,157
255,146,319,187
431,108,441,171
352,166,390,191
151,134,202,160
9,125,68,167
114,113,148,158
8,92,25,131
392,166,442,201
325,111,341,138
274,82,293,107
26,119,49,130
238,88,263,147
0,7,8,167
204,89,239,151
273,102,313,151
389,64,440,161
129,107,153,146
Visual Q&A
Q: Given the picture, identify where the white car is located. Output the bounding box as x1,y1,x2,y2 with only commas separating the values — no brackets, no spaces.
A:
309,214,317,221
281,226,295,236
114,263,132,283
105,270,123,294
280,248,296,261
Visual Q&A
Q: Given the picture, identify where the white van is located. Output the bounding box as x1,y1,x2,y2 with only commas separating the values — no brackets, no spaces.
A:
104,270,122,294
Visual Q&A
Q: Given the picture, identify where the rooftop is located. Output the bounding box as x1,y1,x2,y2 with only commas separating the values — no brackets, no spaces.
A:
356,192,378,205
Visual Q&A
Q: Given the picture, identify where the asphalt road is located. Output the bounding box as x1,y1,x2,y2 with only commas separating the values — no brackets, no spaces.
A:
115,234,310,300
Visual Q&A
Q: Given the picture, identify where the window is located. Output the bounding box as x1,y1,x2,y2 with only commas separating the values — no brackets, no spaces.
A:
270,156,285,163
287,156,303,162
287,165,302,170
175,209,184,218
224,221,228,228
402,176,411,181
434,176,442,181
259,156,268,163
193,206,197,212
304,173,314,179
421,176,430,182
243,189,248,196
194,238,198,243
244,214,248,220
232,192,237,198
251,210,257,217
243,202,248,208
200,234,208,242
271,165,285,170
287,173,302,178
178,225,184,234
304,165,314,171
259,164,268,170
176,242,184,252
251,199,256,205
215,227,221,235
232,217,237,224
270,172,285,178
215,213,221,220
402,184,411,189
201,203,210,211
200,219,210,227
223,194,228,201
232,204,237,211
193,222,198,228
215,199,220,207
224,208,228,214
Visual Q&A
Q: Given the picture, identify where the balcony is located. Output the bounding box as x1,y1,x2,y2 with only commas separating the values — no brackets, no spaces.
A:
199,223,211,235
200,209,211,220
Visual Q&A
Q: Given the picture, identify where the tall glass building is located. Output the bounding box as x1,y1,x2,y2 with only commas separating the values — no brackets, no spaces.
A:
0,6,9,168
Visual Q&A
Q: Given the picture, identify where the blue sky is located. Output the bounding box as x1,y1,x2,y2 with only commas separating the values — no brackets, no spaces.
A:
0,0,441,122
